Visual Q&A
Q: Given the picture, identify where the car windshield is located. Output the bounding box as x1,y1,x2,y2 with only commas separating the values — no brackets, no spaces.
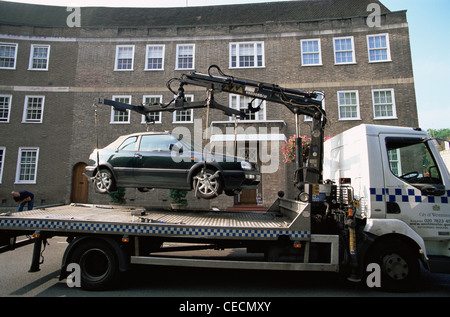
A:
104,135,129,150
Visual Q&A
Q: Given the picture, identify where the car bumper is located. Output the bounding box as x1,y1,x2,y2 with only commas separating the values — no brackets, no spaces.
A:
222,170,261,190
84,165,96,177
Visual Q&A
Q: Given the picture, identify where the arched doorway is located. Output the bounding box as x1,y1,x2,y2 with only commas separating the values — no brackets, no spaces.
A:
71,162,89,203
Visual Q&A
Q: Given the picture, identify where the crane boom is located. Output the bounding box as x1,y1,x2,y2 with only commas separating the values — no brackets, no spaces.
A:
97,65,327,194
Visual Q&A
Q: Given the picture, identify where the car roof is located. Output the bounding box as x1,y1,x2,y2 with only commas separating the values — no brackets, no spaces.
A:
103,131,173,150
120,131,172,138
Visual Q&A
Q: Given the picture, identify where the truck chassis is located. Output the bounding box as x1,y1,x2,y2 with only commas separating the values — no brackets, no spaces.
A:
0,200,339,290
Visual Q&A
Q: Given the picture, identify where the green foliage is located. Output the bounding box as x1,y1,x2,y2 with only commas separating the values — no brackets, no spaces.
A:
108,187,127,204
169,189,188,206
427,128,450,140
427,128,450,151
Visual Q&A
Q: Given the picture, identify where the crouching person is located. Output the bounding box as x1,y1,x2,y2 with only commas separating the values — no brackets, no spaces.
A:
11,191,34,212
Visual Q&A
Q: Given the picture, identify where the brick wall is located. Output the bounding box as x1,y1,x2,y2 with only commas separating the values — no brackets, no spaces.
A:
0,8,418,209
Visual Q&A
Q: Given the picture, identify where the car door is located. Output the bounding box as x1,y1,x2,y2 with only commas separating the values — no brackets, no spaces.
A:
380,134,450,255
108,135,139,185
134,134,192,188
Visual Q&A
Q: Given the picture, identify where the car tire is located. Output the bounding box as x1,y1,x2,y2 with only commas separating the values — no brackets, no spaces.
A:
94,169,117,194
193,168,223,200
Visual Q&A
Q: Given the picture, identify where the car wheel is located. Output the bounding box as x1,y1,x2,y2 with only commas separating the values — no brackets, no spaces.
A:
193,168,223,199
94,169,117,194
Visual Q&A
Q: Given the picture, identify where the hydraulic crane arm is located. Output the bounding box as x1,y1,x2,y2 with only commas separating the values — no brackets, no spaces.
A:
97,65,326,189
181,65,324,119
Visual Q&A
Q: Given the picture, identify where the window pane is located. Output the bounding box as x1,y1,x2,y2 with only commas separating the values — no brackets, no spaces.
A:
25,97,43,122
302,40,320,65
143,96,161,122
0,44,17,68
338,92,358,119
147,46,163,69
373,90,395,118
116,46,133,70
18,149,38,182
334,38,353,63
386,138,443,185
368,35,389,62
230,42,264,68
112,97,130,122
177,45,194,69
0,96,10,122
31,46,49,69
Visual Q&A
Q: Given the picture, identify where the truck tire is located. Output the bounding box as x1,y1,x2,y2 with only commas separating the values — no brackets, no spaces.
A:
69,239,119,291
365,239,420,291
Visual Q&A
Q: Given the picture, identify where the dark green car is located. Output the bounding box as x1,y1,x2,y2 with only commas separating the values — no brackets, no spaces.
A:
85,132,260,199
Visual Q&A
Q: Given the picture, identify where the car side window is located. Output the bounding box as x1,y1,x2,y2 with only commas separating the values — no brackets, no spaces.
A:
139,135,175,152
118,136,137,151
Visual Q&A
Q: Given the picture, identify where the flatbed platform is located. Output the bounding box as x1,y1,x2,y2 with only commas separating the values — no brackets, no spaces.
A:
0,200,311,241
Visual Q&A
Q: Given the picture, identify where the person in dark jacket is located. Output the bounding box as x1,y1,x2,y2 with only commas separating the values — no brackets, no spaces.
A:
11,191,34,211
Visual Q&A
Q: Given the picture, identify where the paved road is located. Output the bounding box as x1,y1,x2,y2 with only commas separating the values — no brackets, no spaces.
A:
1,236,450,298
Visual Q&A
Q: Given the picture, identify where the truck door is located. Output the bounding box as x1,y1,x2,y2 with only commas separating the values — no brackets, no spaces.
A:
380,135,450,255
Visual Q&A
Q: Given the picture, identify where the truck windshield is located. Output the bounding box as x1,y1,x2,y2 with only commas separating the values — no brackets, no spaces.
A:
386,137,443,185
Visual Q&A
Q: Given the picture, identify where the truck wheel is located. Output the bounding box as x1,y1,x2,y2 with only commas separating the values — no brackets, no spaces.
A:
366,239,420,291
69,240,119,290
94,169,116,194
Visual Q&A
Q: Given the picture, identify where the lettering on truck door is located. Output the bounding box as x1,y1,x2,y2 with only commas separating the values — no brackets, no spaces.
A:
378,135,450,257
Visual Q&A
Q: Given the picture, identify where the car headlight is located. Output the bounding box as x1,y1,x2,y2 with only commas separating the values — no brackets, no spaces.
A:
240,161,252,170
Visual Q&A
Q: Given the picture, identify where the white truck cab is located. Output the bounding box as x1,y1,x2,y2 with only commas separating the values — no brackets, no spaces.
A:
324,124,450,281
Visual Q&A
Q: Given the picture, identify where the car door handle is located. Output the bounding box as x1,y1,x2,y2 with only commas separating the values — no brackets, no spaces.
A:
135,153,143,159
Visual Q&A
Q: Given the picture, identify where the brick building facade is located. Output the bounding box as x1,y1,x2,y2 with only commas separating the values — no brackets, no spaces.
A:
0,0,418,210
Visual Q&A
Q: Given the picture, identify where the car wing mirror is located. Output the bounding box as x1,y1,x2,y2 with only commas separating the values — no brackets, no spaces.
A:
169,144,183,153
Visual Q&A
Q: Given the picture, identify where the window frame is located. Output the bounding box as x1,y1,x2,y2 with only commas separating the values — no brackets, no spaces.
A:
337,90,361,121
372,88,397,119
173,94,193,123
22,95,45,124
15,147,39,184
0,146,5,184
300,39,322,66
304,96,325,122
110,95,132,124
367,33,391,63
114,45,135,71
333,36,356,65
142,95,162,124
229,41,265,69
228,94,267,121
145,44,165,71
28,44,50,71
0,94,12,123
0,42,18,70
175,44,195,70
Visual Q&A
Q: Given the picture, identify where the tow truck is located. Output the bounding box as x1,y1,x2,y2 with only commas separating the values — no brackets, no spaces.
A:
0,65,449,291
